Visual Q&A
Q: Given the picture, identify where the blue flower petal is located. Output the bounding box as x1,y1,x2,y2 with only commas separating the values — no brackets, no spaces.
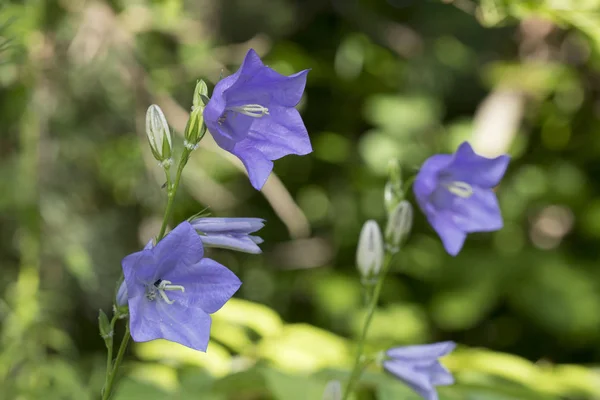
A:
445,142,510,188
151,221,204,279
164,258,241,314
383,360,438,400
387,341,456,360
200,234,263,254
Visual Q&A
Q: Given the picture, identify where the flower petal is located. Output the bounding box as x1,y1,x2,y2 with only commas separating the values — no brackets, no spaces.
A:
383,361,438,400
429,212,467,256
413,154,453,203
244,106,312,160
151,222,204,279
129,297,213,352
444,142,510,188
231,144,274,190
450,189,503,233
425,362,454,386
227,68,309,108
200,234,263,254
387,341,456,360
164,258,241,314
121,249,156,298
190,218,265,234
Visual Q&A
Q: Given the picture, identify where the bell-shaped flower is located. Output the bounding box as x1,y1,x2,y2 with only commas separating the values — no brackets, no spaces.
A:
190,217,265,254
121,221,241,351
204,49,312,190
413,142,510,256
383,341,456,400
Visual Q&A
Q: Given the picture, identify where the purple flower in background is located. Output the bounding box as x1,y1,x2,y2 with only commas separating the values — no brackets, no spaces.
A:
204,49,312,190
190,217,265,254
413,142,510,256
383,341,456,400
121,222,241,351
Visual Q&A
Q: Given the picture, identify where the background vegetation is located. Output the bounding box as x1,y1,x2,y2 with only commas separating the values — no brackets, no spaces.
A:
2,0,600,398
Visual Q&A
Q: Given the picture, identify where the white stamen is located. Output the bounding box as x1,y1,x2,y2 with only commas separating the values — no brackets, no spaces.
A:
444,181,474,198
152,280,185,305
226,104,270,118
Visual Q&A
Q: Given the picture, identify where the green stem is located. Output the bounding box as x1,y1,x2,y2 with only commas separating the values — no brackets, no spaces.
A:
103,315,118,391
157,150,189,241
342,252,395,400
101,323,130,400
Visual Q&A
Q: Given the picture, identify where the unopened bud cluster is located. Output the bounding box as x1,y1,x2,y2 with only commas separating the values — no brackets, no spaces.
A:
355,161,413,281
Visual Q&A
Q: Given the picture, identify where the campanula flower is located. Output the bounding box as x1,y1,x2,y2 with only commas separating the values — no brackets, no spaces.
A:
383,341,456,400
413,142,509,256
121,222,241,351
204,49,312,190
190,217,265,254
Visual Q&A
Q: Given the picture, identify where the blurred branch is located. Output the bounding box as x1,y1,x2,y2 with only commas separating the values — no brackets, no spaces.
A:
332,0,423,58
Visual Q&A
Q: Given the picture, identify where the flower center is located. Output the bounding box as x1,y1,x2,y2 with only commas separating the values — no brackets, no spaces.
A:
443,181,474,198
145,279,185,305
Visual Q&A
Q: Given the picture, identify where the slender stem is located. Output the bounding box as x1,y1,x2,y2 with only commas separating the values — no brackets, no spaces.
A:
157,150,189,241
103,315,118,391
101,324,130,400
342,252,395,400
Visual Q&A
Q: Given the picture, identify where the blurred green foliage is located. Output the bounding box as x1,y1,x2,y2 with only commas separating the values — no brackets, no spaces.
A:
3,0,600,398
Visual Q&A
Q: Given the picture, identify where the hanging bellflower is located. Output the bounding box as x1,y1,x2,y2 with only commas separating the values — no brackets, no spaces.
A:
383,341,456,400
413,142,510,256
204,49,312,190
189,217,265,254
145,104,172,166
121,222,241,352
356,220,384,279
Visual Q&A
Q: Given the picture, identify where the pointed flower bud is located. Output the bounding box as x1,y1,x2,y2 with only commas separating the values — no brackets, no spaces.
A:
193,79,209,109
385,200,413,253
145,104,172,165
356,220,384,279
322,380,342,400
384,159,404,214
185,80,208,150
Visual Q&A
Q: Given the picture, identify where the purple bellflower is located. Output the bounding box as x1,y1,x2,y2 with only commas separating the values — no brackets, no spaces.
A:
190,217,265,254
413,142,510,256
383,341,456,400
121,222,241,351
204,49,312,190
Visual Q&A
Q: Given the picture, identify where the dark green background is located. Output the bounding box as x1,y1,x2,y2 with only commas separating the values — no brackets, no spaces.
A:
2,0,600,398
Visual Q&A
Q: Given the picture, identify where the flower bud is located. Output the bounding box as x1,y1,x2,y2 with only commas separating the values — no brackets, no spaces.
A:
356,220,384,278
385,200,413,253
192,79,209,109
184,106,206,149
145,104,172,165
384,159,404,215
322,380,342,400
